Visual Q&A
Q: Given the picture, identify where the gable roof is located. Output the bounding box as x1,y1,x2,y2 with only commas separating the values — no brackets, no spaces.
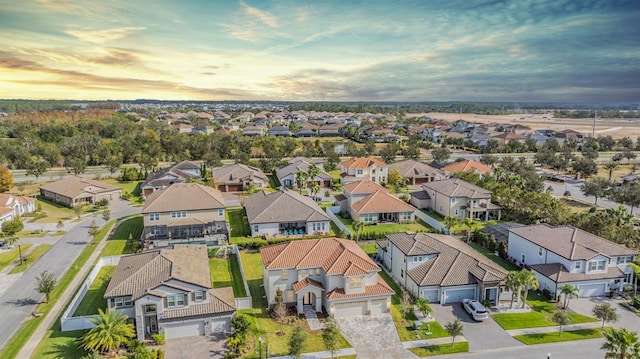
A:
387,232,508,287
142,183,225,213
508,224,637,261
275,159,331,181
388,159,445,179
351,190,416,214
422,178,492,199
212,163,268,185
340,157,387,169
244,189,329,224
105,245,211,300
343,180,387,195
40,176,121,199
141,161,202,189
442,160,493,175
260,237,380,275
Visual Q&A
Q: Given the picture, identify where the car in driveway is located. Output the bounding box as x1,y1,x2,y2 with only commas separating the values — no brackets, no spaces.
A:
462,299,489,321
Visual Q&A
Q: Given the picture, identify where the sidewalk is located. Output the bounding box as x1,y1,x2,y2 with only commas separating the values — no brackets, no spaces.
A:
15,219,121,359
506,322,602,336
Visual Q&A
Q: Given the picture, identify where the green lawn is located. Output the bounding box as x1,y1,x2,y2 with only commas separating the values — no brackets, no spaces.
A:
98,216,143,257
467,243,519,272
328,169,341,181
104,179,142,197
8,244,52,274
338,216,430,236
359,243,377,255
72,266,116,317
240,250,268,308
409,342,469,357
0,244,33,272
30,325,87,359
32,199,76,223
514,328,603,345
492,292,598,330
227,207,250,238
421,210,446,222
209,255,248,297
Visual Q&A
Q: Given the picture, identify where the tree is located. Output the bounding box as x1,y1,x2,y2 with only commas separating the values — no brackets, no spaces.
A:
0,166,13,192
82,309,135,356
444,319,463,346
443,216,458,234
35,270,57,303
628,263,640,296
581,177,610,205
520,270,539,308
505,271,522,309
415,298,432,319
56,220,64,231
322,318,340,359
572,157,598,179
558,284,579,309
67,156,88,175
387,168,405,189
102,209,111,222
310,181,321,201
552,310,570,336
601,327,640,359
295,171,308,194
352,220,364,242
604,161,619,181
307,163,320,186
288,324,307,359
88,220,100,237
73,205,85,219
431,147,451,164
1,217,24,237
592,302,618,329
273,288,287,335
24,155,49,181
400,290,413,323
461,218,480,243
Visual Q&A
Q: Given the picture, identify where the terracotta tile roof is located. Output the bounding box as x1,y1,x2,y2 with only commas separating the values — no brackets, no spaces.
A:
340,157,387,169
350,191,416,214
40,176,121,199
0,207,13,217
105,245,211,300
292,278,325,292
388,159,446,179
142,183,225,213
422,178,492,199
509,224,637,261
531,263,625,283
162,288,236,319
343,180,387,195
260,237,380,276
326,276,394,300
212,163,268,185
244,189,329,224
442,160,493,175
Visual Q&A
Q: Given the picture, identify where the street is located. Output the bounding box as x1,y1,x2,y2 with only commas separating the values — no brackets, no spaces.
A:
445,339,604,359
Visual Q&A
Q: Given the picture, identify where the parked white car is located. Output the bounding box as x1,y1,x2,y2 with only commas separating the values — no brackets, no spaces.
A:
462,299,489,321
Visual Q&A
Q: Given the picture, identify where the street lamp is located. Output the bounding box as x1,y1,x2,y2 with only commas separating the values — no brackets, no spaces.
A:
258,336,263,359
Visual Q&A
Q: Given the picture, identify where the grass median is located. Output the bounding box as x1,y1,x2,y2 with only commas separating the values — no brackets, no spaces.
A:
8,244,52,274
409,342,469,357
514,328,603,345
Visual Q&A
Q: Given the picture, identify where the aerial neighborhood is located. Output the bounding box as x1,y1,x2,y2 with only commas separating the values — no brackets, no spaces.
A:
1,103,640,359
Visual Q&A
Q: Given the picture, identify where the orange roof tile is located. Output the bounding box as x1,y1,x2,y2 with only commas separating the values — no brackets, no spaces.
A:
292,278,325,292
351,190,416,214
343,180,387,194
340,157,387,169
442,160,493,175
326,276,394,300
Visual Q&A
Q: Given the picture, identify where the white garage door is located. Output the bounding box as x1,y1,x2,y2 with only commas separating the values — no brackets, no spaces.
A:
334,301,367,317
422,289,439,303
442,288,475,304
164,321,205,339
579,283,606,297
210,318,229,332
369,300,387,315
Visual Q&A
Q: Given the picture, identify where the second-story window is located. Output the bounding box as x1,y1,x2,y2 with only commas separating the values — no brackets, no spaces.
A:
167,293,186,307
149,213,160,222
171,211,187,219
349,276,363,288
588,260,606,271
218,209,224,217
451,197,456,204
356,169,363,175
538,247,543,256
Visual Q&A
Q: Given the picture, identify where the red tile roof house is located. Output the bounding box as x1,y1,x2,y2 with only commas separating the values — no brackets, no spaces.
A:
260,237,394,317
0,194,36,225
335,180,416,224
339,157,389,185
104,245,236,341
507,224,638,298
442,159,493,176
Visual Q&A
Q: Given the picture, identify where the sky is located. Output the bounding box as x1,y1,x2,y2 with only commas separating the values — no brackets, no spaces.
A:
0,0,639,102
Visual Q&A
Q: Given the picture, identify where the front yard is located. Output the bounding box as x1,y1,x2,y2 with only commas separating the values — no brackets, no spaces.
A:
72,266,116,317
209,254,248,297
409,342,469,357
31,199,76,223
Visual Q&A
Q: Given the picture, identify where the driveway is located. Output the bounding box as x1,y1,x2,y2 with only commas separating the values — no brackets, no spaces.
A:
164,333,228,359
336,314,416,359
430,303,523,351
570,297,640,332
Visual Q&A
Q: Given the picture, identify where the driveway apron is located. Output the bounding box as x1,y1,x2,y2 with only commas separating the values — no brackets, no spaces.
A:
336,314,416,359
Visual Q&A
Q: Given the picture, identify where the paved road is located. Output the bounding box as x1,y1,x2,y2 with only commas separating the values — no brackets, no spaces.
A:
0,201,140,351
544,179,635,214
444,339,604,359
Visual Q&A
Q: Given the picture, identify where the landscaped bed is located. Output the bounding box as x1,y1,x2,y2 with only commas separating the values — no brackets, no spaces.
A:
409,342,469,357
513,328,603,344
72,266,116,317
98,215,143,257
209,254,247,297
8,244,52,274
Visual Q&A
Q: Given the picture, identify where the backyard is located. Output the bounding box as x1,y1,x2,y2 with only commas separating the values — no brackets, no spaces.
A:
209,254,248,297
98,215,143,257
467,243,518,271
338,215,431,237
227,207,250,240
72,266,116,317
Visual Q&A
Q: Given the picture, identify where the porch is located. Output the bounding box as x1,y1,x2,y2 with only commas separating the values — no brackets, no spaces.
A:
279,222,307,236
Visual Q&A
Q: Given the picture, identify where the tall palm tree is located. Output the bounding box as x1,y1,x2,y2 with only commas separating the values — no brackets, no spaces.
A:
505,271,522,309
295,171,308,194
307,163,320,187
352,221,364,242
558,284,579,309
462,218,474,243
442,216,458,235
520,270,539,309
628,263,640,297
604,161,619,181
601,327,640,359
82,309,135,356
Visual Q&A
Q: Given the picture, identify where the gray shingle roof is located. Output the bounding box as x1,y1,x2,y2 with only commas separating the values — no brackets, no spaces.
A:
244,189,329,224
421,178,492,199
142,183,225,213
141,161,202,189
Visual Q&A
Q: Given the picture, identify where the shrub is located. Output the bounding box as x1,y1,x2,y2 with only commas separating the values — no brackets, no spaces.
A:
542,288,553,300
631,296,640,310
95,198,109,208
152,333,165,345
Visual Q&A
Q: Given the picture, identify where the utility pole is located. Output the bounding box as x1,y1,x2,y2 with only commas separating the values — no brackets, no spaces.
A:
592,111,597,137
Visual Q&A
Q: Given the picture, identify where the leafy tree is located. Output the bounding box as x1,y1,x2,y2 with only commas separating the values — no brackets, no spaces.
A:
82,309,135,356
56,220,64,231
444,319,463,346
24,155,49,181
88,220,100,237
519,270,539,308
364,140,376,156
1,217,24,236
288,324,307,359
35,270,57,303
415,298,432,319
322,318,340,359
592,302,618,329
552,310,570,336
581,177,610,205
558,284,579,309
387,168,406,189
272,288,287,335
230,314,250,334
601,327,640,359
67,156,88,175
73,205,85,219
380,143,400,163
102,209,111,222
431,147,451,164
572,157,598,179
0,166,13,192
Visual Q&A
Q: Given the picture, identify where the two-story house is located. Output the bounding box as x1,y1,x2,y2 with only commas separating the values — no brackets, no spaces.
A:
507,224,638,298
260,237,394,317
0,194,36,224
104,245,236,340
141,183,228,246
141,161,203,198
211,163,269,192
442,160,493,177
275,158,332,189
388,159,447,185
377,232,508,304
335,180,416,224
410,178,500,221
339,157,389,185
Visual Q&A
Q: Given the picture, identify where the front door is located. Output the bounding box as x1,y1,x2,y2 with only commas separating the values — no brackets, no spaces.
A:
303,292,313,305
145,315,158,335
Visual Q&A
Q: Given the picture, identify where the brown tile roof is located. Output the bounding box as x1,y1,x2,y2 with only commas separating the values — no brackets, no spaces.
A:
422,178,492,199
508,224,637,261
163,288,236,319
388,159,445,179
531,263,625,283
343,180,387,195
442,160,493,175
260,237,380,276
334,194,347,202
351,191,416,214
141,161,202,189
105,245,211,300
340,157,387,169
376,239,387,250
387,232,508,287
212,163,268,185
326,276,394,300
244,189,329,224
292,278,325,292
142,183,225,214
40,176,121,199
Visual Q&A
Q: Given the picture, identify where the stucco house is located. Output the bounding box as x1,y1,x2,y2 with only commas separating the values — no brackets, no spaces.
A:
377,232,508,304
260,237,394,317
104,245,236,340
410,178,500,221
335,180,415,224
0,194,36,224
141,183,228,245
442,160,493,176
212,163,269,192
507,224,638,298
388,159,447,185
276,158,332,188
141,161,202,198
339,157,388,184
40,176,122,207
244,189,330,237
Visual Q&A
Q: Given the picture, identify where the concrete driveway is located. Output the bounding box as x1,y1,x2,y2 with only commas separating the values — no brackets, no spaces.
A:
570,297,640,332
336,314,416,359
431,303,523,351
164,333,228,359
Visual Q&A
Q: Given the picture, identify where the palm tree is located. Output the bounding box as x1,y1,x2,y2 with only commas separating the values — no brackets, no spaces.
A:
442,216,458,235
462,218,474,243
295,171,308,194
520,270,539,309
310,181,321,201
352,221,364,242
558,284,579,309
82,309,135,356
601,327,640,359
505,271,522,309
307,163,320,187
604,161,619,181
415,298,432,319
628,263,640,297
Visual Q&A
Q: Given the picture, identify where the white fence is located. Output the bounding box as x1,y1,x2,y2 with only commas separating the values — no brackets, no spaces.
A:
414,210,449,234
229,244,253,310
325,206,352,237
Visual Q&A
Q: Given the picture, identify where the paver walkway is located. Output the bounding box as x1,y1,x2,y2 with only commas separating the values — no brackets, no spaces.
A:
304,308,324,331
336,314,416,359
